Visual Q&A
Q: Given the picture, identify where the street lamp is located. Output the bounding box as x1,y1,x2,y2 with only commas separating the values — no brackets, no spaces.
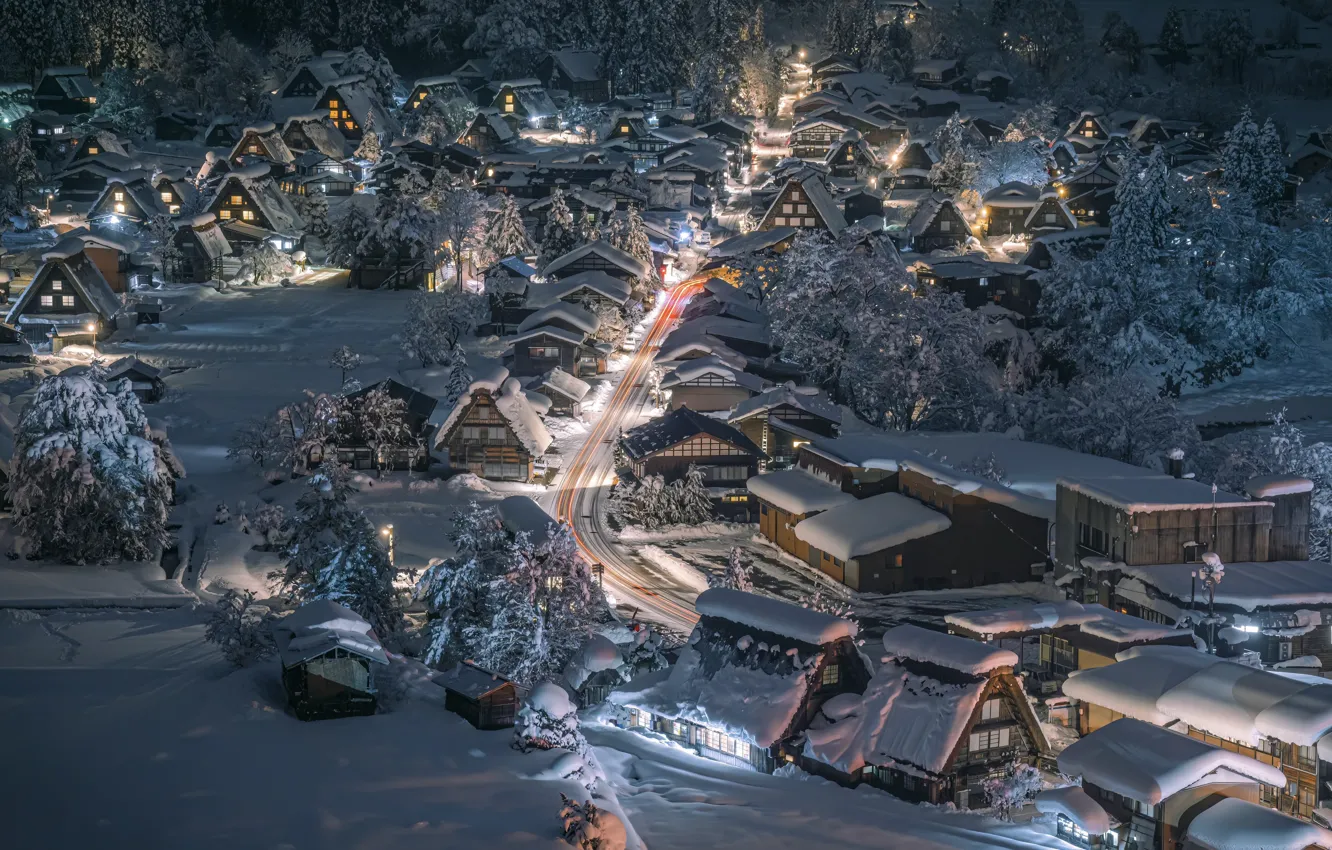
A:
380,523,395,566
85,321,97,354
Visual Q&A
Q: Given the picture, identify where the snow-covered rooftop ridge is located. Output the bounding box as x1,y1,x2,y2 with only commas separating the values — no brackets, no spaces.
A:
1057,718,1287,804
1118,560,1332,611
694,588,858,645
515,300,599,337
495,377,552,456
1034,786,1111,835
1058,475,1261,513
729,382,841,424
1245,474,1314,498
793,492,951,561
1183,796,1332,850
1064,647,1332,746
537,367,590,402
746,469,858,517
881,624,1017,675
945,600,1097,636
272,599,388,668
1076,605,1191,644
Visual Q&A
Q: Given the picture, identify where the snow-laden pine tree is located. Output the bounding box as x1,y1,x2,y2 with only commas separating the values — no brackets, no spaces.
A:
428,174,487,288
1220,109,1288,218
401,289,481,367
271,462,401,636
205,588,276,666
1108,146,1174,261
297,189,331,241
353,112,382,163
617,205,656,286
714,546,754,592
11,372,176,563
540,188,580,265
464,0,556,78
1158,7,1188,65
408,94,477,145
931,114,978,194
516,682,586,753
484,194,534,261
612,0,691,95
326,200,374,270
442,344,472,407
147,214,182,282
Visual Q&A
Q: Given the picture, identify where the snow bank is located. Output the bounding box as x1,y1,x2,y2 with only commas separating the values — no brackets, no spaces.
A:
566,634,625,691
745,469,857,516
694,588,858,645
1184,796,1332,850
793,492,951,561
881,624,1017,675
1034,786,1111,834
638,546,710,595
1057,718,1286,804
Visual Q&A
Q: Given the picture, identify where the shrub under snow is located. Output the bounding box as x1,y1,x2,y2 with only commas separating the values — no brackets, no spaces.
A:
607,465,713,530
204,588,276,666
515,682,587,754
558,794,627,850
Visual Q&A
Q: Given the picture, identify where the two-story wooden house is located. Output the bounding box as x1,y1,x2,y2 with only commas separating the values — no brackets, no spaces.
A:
435,371,553,482
658,356,770,412
207,164,304,236
34,66,96,114
824,129,881,180
89,172,170,225
488,80,559,131
5,240,123,344
1053,159,1121,226
314,76,400,142
167,213,232,283
507,301,606,378
614,588,868,772
913,58,964,90
538,49,611,104
281,113,350,159
904,193,971,252
335,379,438,471
980,181,1043,236
801,625,1048,808
405,75,470,110
228,121,295,166
619,406,765,515
542,240,650,289
728,383,841,469
757,172,846,235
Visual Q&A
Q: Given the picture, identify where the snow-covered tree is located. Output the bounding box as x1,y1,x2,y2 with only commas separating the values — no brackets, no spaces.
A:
1219,109,1288,218
799,586,856,621
296,189,331,241
147,214,182,281
266,30,314,85
205,589,276,666
607,465,715,529
623,623,670,675
329,345,361,390
270,462,402,636
1203,10,1253,83
342,385,416,477
714,546,754,592
326,201,375,269
407,94,477,145
0,119,39,215
1158,7,1188,66
442,344,472,407
465,0,556,78
93,67,158,136
540,188,580,266
1100,12,1143,71
516,682,587,753
401,289,482,367
981,762,1044,821
353,112,382,163
484,195,534,261
557,793,628,850
1000,0,1084,76
11,372,175,563
932,114,978,194
972,139,1051,195
238,241,295,285
428,175,487,288
589,301,630,349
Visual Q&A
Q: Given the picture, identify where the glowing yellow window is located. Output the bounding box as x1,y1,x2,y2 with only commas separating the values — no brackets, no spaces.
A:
418,91,427,100
241,210,255,221
219,209,232,219
247,143,259,153
87,96,96,104
160,191,172,203
328,99,339,108
230,195,242,205
329,109,338,120
87,145,99,154
341,110,350,118
114,202,125,213
169,205,180,214
114,191,124,201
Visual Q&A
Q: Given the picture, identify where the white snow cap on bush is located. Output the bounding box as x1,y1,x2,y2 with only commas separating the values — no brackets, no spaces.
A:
530,681,576,717
565,634,624,690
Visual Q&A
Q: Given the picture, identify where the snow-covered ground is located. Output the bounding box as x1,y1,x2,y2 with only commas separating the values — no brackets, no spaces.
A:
0,607,1081,850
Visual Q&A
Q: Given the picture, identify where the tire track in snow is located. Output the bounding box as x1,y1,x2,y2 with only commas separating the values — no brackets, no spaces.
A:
41,620,81,663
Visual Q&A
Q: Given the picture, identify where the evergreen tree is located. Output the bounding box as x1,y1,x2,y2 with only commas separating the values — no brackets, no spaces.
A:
1203,10,1253,83
540,188,580,265
465,0,557,78
1220,109,1288,219
337,0,386,49
329,345,362,390
1108,147,1174,261
614,0,692,94
429,176,487,288
931,114,978,194
353,112,382,163
401,289,482,366
326,202,375,269
1158,7,1188,66
270,462,402,635
442,344,472,406
297,189,331,241
715,546,754,592
11,371,176,563
483,194,534,261
205,589,276,666
0,119,39,214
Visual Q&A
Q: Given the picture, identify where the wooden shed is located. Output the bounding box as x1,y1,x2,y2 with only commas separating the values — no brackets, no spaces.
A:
434,661,521,730
272,600,389,721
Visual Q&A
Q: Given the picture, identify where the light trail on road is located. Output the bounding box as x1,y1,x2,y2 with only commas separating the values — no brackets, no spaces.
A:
553,279,705,635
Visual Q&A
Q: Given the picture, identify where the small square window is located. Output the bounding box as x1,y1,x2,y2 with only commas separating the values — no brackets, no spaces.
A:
241,210,255,221
821,664,840,686
230,195,242,205
40,295,53,307
114,191,124,201
940,220,951,232
219,209,231,219
61,295,74,307
51,281,63,291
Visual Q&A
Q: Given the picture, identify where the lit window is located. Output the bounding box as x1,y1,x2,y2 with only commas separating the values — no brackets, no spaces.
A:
169,205,180,214
114,191,124,201
774,217,786,226
160,191,172,203
114,203,126,213
782,203,793,214
341,110,350,119
218,209,232,219
328,109,338,120
241,210,255,221
821,664,840,686
328,99,339,108
51,281,62,291
87,96,96,104
61,295,74,307
797,204,808,214
40,295,53,307
87,145,99,154
230,195,242,205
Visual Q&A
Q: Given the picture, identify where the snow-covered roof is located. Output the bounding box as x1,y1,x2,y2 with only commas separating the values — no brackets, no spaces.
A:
1063,649,1332,746
282,113,349,159
507,324,586,348
1076,605,1191,644
526,270,632,308
881,624,1017,675
981,181,1042,207
729,383,841,424
746,469,858,516
620,406,763,460
548,49,602,83
913,59,960,76
1119,561,1332,612
494,377,552,456
706,227,798,260
8,242,122,326
1245,474,1314,498
211,170,304,235
495,495,556,548
272,600,388,668
1058,476,1259,514
1184,797,1332,850
516,301,599,337
537,367,591,403
793,492,951,561
696,588,857,646
907,193,970,239
185,215,232,261
1035,786,1112,834
542,240,649,281
1057,718,1286,804
946,600,1098,637
658,356,767,392
433,662,513,699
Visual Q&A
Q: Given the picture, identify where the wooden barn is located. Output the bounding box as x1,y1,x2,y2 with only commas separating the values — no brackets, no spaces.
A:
460,110,517,154
273,600,389,721
34,66,96,114
435,369,553,482
800,625,1048,809
533,368,591,416
615,588,868,772
434,662,521,730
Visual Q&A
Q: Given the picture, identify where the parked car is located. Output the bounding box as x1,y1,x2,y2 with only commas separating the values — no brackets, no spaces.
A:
694,230,712,249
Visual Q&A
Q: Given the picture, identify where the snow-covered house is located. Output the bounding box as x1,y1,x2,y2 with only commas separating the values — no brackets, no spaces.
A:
973,69,1012,101
810,54,861,85
789,114,854,160
54,155,142,207
564,634,626,709
273,599,389,721
281,113,350,159
757,172,846,235
152,169,199,214
658,356,770,413
541,241,649,288
980,181,1042,236
749,468,858,560
612,588,868,771
68,131,127,164
278,52,349,100
538,49,610,104
6,239,123,344
889,141,937,198
533,368,591,416
227,121,295,166
203,115,242,148
1052,159,1121,226
508,301,607,378
314,75,400,142
88,172,169,225
1021,226,1110,271
281,150,359,197
166,213,231,284
434,371,552,482
799,624,1047,808
488,79,559,130
654,316,776,376
1062,646,1332,821
1066,111,1112,153
1024,189,1078,236
904,193,971,253
619,406,766,515
335,379,439,472
207,164,304,237
34,66,96,114
824,129,881,181
406,75,469,110
524,270,633,312
912,256,1040,316
913,58,964,89
728,383,841,470
1057,718,1288,850
434,661,521,730
1179,796,1332,850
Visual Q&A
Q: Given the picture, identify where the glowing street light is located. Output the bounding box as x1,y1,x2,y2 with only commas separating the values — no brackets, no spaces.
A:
380,523,395,566
86,321,98,353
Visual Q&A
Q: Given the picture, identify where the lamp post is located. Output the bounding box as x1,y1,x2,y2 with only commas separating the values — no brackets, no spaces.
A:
380,523,395,566
86,321,97,354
